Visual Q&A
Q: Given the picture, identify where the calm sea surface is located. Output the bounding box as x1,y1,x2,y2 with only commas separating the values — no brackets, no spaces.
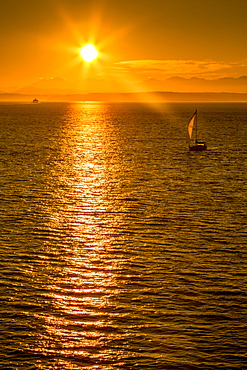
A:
0,102,246,370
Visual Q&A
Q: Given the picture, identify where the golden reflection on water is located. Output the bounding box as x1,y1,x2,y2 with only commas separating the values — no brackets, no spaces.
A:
38,103,125,364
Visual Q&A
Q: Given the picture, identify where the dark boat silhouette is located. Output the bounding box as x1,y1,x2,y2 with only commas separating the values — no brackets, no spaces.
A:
187,110,207,151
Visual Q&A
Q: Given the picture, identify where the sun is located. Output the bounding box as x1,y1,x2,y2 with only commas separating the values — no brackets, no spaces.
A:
80,44,98,63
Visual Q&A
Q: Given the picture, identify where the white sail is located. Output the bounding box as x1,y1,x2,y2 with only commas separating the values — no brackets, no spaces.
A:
187,109,197,143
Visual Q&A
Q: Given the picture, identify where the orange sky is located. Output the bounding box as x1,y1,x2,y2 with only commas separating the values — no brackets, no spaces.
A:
1,0,247,92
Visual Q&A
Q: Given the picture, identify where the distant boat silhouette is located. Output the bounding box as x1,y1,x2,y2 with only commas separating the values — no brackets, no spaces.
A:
187,110,207,151
33,98,38,103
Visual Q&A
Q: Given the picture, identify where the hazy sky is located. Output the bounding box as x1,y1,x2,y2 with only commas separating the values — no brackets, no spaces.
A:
1,0,247,88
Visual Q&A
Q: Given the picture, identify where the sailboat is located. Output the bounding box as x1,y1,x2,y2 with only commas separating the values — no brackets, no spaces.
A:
187,109,207,151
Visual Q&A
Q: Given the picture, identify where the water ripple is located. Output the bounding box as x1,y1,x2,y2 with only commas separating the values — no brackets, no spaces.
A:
0,102,246,369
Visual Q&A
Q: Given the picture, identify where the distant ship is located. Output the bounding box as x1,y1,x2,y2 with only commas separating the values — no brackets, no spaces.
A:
33,98,38,103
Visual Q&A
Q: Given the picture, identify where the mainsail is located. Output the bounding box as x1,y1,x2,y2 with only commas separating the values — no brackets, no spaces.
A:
187,109,207,151
187,109,197,143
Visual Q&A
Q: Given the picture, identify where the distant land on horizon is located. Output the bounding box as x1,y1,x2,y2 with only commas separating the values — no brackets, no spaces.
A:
1,75,247,96
1,75,247,102
2,91,247,102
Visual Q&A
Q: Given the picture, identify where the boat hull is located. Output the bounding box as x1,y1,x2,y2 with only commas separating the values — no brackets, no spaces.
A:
189,143,207,151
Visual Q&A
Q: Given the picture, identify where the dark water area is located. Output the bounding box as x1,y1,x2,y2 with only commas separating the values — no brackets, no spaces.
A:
0,102,246,369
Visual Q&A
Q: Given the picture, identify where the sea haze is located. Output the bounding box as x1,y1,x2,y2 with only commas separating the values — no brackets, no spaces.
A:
0,102,246,369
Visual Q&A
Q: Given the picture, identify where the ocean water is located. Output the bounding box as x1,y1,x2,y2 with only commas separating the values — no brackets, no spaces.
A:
0,102,246,370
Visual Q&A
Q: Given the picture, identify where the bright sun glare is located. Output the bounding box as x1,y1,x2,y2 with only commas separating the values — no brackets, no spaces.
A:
80,44,98,63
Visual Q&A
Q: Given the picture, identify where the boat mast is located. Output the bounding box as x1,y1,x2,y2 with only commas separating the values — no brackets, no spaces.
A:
195,109,198,143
